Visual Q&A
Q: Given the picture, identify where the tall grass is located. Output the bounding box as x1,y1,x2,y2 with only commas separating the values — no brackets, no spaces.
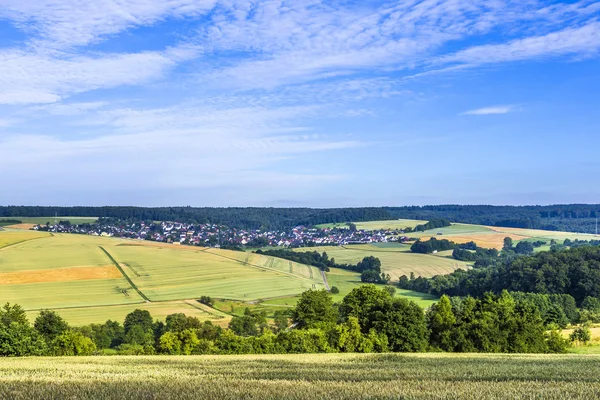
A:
1,353,599,399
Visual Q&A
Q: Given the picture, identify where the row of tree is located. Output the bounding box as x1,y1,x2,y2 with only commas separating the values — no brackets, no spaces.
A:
1,286,569,356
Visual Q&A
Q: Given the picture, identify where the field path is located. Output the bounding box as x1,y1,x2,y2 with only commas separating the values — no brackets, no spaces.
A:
99,246,150,302
320,269,330,291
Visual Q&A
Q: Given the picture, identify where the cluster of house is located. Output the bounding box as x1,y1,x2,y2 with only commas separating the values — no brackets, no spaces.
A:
33,220,408,248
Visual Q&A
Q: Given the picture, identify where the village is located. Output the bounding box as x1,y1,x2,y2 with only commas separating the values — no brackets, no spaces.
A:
32,219,407,248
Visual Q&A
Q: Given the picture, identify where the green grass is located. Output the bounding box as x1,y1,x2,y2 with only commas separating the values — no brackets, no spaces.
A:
0,231,325,323
25,300,231,327
106,245,324,302
295,244,470,280
326,267,438,307
317,219,427,230
2,353,600,399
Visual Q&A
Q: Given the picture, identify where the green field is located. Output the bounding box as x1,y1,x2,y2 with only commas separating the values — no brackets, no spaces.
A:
294,244,470,280
0,231,325,325
1,353,599,399
25,300,231,327
317,219,425,230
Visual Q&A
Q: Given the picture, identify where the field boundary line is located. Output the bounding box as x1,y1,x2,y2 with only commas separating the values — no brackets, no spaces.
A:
99,246,151,302
0,234,52,251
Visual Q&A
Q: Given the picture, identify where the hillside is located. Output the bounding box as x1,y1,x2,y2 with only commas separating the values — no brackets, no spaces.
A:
0,229,325,324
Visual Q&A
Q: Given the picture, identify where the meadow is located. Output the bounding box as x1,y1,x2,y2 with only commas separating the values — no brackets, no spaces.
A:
317,219,426,230
294,243,470,280
0,230,325,325
1,353,599,399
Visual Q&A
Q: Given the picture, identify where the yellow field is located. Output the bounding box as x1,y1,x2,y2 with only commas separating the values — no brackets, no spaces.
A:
0,265,121,284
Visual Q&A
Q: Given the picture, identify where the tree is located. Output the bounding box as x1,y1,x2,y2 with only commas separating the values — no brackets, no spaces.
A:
570,324,592,344
503,237,514,250
124,309,154,335
290,290,338,329
158,331,182,355
366,297,429,352
53,330,96,356
273,310,289,333
199,296,213,306
361,269,382,283
427,295,456,351
0,322,47,356
340,285,392,330
229,315,260,337
0,303,28,327
514,241,534,255
330,286,340,294
34,310,69,342
356,256,381,273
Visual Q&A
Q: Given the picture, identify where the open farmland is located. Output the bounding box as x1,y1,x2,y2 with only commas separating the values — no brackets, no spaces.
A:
1,353,600,399
294,244,470,280
25,300,231,327
317,219,426,230
0,230,325,325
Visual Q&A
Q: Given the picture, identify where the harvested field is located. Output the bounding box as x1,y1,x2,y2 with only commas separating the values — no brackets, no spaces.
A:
0,265,121,285
3,223,37,230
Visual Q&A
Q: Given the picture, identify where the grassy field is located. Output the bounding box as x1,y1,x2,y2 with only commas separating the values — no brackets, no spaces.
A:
317,219,425,230
1,353,599,399
25,300,231,327
0,230,325,325
294,244,470,280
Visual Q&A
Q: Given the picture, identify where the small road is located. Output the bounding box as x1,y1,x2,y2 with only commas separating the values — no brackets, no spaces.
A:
320,269,330,291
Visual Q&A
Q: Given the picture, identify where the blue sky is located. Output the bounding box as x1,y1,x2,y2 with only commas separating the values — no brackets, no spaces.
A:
0,0,599,207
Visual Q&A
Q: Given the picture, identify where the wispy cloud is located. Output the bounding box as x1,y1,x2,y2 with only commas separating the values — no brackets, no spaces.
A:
461,106,515,116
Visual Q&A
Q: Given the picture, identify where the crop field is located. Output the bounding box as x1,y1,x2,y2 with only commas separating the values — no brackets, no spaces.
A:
317,219,425,230
0,230,324,324
25,300,231,327
0,229,51,249
1,353,599,399
294,244,470,280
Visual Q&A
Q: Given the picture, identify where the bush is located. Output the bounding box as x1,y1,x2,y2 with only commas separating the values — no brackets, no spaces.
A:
330,286,340,294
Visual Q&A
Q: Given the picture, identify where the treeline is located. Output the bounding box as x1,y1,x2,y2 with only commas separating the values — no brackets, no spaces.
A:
410,237,456,254
0,286,569,357
3,204,600,232
255,249,390,284
386,205,600,233
399,246,600,305
0,207,391,230
412,219,451,232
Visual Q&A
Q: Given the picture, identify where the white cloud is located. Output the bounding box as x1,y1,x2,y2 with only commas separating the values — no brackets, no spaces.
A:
461,106,515,116
0,46,197,105
0,0,217,49
0,90,60,105
439,22,600,66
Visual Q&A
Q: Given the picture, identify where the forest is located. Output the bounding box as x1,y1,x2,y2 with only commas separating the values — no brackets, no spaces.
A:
399,246,600,305
2,204,600,232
